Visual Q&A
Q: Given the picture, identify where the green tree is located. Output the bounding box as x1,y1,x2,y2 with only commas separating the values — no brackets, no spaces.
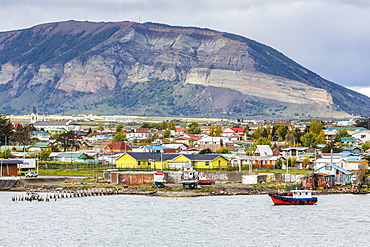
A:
0,149,12,158
0,114,13,145
361,142,370,152
141,122,151,128
168,120,176,130
163,129,171,138
199,148,212,154
115,124,124,133
215,126,222,137
322,142,344,153
316,131,327,145
255,137,271,146
187,122,201,134
209,125,216,137
149,122,161,129
112,132,126,142
215,147,230,154
334,128,350,142
309,119,324,135
55,131,75,152
300,132,317,147
39,148,52,161
253,126,265,139
303,157,311,168
97,124,104,133
160,121,169,130
10,124,36,146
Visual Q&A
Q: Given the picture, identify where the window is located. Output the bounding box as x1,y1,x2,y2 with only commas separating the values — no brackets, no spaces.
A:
205,162,210,166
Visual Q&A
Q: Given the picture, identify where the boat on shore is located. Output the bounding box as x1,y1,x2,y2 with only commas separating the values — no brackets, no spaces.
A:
269,190,318,205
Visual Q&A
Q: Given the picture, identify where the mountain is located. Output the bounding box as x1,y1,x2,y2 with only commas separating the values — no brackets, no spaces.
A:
0,20,368,118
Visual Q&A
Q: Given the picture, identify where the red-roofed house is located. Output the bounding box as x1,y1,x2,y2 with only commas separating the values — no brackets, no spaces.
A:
174,127,188,135
222,128,245,137
104,141,132,153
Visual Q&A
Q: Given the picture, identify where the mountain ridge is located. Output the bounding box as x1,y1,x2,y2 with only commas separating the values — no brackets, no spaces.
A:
0,20,368,118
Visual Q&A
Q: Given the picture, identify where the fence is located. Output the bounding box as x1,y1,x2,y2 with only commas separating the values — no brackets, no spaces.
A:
39,162,116,170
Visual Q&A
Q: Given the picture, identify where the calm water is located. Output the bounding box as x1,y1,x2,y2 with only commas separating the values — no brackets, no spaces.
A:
1,192,369,246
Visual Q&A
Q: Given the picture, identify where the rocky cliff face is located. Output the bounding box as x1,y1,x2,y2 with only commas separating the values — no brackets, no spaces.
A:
0,20,368,118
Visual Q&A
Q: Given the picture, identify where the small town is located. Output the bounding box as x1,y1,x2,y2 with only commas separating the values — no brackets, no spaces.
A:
1,109,369,197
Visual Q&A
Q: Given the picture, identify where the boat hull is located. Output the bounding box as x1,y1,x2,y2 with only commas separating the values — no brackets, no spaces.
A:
269,193,318,205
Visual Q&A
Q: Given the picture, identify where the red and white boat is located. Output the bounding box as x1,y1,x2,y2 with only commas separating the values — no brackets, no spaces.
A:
269,190,318,205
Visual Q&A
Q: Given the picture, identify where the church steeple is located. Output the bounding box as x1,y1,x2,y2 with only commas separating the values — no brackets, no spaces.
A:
30,106,38,124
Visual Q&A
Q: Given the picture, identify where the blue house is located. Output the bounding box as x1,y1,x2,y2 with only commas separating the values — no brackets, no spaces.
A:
314,163,352,185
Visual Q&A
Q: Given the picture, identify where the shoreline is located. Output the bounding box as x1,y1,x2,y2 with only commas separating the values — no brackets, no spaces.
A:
3,182,363,197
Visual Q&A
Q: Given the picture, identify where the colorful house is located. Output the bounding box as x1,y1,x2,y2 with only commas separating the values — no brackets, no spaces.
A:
0,159,23,176
116,153,229,170
116,153,179,170
104,141,132,153
171,154,229,170
314,163,352,185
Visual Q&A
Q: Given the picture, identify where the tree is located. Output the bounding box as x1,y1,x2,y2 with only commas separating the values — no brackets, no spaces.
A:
10,124,35,146
141,122,151,128
112,132,126,142
361,142,370,152
186,122,201,134
303,157,311,168
168,120,176,130
215,147,230,154
354,161,369,191
160,121,169,130
334,128,350,142
316,131,327,145
0,114,13,145
322,142,344,153
0,149,12,158
356,117,370,129
199,148,212,154
149,122,161,129
300,132,317,147
210,125,222,137
309,119,324,135
115,124,124,133
255,137,271,146
97,125,104,133
40,148,52,161
163,129,171,138
55,131,75,152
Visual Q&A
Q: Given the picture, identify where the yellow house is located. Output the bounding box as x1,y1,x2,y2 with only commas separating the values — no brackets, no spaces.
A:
172,154,229,170
116,153,179,170
116,152,229,170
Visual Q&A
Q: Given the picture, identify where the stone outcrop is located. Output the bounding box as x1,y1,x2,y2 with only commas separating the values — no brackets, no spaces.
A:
0,20,368,117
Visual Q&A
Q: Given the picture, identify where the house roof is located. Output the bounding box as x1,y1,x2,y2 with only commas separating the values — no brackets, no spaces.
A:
106,141,132,151
32,131,51,135
0,159,23,164
314,163,352,174
123,152,179,162
55,152,84,158
33,120,79,126
229,128,245,133
281,147,309,151
121,152,227,162
340,137,358,142
180,154,228,161
256,145,273,156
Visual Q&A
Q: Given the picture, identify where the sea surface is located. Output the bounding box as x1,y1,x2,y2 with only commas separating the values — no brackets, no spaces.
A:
1,192,369,246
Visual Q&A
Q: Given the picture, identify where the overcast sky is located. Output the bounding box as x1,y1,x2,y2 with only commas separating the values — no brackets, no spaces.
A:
1,0,369,96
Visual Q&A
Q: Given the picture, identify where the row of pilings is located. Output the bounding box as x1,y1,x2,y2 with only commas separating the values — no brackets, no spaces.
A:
11,188,119,202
